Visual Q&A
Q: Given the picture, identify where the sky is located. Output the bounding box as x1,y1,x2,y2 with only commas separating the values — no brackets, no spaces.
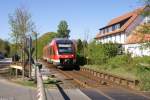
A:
0,0,143,41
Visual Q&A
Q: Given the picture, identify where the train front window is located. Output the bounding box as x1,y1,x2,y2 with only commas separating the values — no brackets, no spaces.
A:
58,44,73,54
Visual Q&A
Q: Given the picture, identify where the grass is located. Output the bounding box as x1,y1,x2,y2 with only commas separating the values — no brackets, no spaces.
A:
44,77,61,88
84,65,137,79
84,55,150,91
11,78,36,88
10,78,58,88
10,76,61,89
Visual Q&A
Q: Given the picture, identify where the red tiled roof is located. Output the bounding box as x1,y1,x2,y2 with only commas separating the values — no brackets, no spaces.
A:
107,7,143,26
95,7,145,39
126,33,150,44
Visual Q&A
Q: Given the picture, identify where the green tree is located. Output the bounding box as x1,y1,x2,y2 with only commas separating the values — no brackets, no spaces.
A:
76,39,84,55
0,39,3,51
3,41,10,57
76,39,87,65
135,0,150,49
57,20,70,38
9,7,35,52
36,32,57,58
87,41,106,64
139,3,150,34
0,39,11,57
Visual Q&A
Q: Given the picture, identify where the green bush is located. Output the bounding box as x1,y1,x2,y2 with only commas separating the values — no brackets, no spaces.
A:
133,56,150,65
76,54,87,66
136,64,150,91
85,55,150,91
107,54,132,69
87,41,106,64
85,41,121,65
102,42,122,58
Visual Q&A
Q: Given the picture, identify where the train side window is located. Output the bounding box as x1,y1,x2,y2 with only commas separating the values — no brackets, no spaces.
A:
50,46,54,55
50,47,52,55
48,47,50,55
53,48,55,55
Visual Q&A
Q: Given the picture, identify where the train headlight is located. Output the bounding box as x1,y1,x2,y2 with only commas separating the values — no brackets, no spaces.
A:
71,54,74,57
73,59,76,63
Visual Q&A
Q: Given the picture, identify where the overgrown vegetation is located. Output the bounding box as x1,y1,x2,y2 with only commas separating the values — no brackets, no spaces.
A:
76,39,87,65
82,41,150,90
85,41,121,65
0,39,11,57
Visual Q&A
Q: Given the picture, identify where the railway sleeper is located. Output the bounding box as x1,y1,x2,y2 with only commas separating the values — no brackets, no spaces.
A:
80,68,138,89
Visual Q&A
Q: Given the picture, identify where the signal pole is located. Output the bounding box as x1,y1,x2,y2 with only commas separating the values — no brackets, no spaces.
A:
32,31,38,62
29,36,32,78
32,31,38,83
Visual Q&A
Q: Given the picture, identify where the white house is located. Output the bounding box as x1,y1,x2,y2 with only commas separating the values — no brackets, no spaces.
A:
95,6,150,57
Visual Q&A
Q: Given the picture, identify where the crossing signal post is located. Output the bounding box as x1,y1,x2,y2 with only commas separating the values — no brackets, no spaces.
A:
23,35,35,79
32,31,38,62
32,31,38,82
21,32,38,79
29,36,32,78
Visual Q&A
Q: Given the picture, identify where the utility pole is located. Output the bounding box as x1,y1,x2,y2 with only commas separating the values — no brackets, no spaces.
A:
35,32,38,62
29,36,32,78
32,31,38,62
32,31,38,83
22,36,26,80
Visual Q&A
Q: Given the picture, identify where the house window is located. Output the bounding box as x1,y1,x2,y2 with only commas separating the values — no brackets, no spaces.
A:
145,16,150,24
102,38,104,43
109,27,112,32
107,28,109,33
99,30,102,34
105,28,108,33
101,30,104,34
115,24,120,29
110,35,112,41
119,34,121,43
103,29,105,34
112,25,115,31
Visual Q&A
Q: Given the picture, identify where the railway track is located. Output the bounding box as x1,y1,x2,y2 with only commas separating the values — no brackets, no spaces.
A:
41,60,107,88
41,60,150,100
43,60,138,90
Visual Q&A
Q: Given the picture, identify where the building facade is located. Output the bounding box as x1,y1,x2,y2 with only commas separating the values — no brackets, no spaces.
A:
95,6,150,57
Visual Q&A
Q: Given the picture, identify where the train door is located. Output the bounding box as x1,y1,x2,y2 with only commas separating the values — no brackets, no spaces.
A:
50,46,54,62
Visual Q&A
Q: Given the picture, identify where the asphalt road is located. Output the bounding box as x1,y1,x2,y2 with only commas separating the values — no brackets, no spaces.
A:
0,79,36,100
0,58,36,100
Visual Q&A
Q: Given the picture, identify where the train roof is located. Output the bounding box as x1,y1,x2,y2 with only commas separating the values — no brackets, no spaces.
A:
53,38,73,44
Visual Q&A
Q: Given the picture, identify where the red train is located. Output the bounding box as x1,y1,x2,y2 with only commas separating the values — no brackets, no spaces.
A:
43,38,76,67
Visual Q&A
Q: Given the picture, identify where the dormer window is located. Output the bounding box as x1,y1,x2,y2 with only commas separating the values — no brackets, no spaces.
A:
115,24,120,29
